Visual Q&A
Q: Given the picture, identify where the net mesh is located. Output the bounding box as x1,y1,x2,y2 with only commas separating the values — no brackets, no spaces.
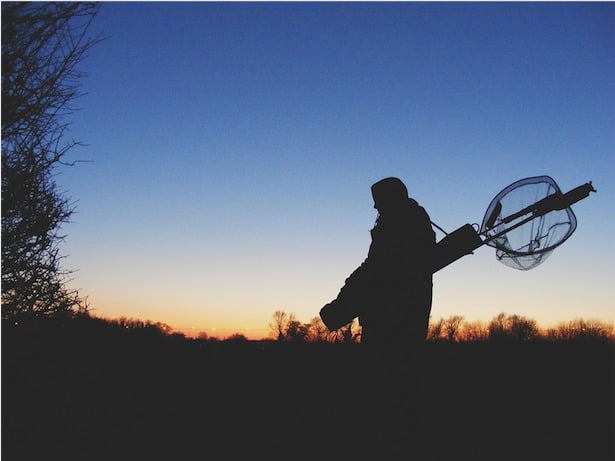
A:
480,176,577,270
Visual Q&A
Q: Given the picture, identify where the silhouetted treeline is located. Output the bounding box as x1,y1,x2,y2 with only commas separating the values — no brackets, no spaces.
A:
7,310,611,344
266,309,614,344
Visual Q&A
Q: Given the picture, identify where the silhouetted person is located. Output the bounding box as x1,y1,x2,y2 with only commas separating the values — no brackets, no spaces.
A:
359,177,435,352
323,177,435,353
321,177,435,457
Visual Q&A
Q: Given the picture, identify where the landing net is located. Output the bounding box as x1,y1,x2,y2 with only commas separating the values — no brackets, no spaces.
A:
479,176,577,270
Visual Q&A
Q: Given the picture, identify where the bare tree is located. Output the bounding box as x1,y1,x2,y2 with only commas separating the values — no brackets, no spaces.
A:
443,315,464,342
508,314,539,341
2,2,101,321
269,310,290,341
488,313,539,341
427,317,445,341
487,313,508,340
461,320,488,342
306,316,329,342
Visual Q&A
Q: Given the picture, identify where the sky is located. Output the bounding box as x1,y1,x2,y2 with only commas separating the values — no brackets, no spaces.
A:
60,2,614,339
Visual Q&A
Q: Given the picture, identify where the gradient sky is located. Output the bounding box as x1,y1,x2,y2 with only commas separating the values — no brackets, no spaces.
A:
60,2,614,339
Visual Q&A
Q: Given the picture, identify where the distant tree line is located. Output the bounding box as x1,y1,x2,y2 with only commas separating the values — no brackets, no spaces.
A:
4,310,613,345
264,310,614,344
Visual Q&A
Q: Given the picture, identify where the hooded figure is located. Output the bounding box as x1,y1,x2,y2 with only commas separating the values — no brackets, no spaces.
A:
321,177,435,353
360,177,435,350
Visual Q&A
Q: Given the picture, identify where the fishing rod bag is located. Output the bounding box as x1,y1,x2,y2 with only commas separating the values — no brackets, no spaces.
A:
432,224,483,273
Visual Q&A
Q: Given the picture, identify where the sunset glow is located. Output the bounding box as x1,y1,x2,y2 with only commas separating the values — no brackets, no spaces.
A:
62,2,613,339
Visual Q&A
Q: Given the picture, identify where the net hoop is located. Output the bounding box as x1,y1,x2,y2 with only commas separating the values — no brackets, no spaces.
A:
480,175,577,270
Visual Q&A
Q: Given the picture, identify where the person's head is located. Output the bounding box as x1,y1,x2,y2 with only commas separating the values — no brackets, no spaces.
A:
371,177,409,214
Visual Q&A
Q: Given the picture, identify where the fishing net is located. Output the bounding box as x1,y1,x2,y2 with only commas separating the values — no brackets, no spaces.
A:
479,176,577,270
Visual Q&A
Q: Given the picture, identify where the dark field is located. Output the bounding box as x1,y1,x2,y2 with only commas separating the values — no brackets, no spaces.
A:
3,320,613,461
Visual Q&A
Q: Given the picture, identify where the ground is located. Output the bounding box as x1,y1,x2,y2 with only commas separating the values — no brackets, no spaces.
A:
3,321,613,460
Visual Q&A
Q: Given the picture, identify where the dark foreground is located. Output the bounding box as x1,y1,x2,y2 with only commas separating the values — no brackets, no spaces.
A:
3,320,613,461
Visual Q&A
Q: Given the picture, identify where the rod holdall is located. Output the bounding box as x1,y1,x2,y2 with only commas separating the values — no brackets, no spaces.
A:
432,223,483,273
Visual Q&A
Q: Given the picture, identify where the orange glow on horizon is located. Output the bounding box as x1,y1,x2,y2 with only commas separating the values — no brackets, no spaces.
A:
174,325,271,341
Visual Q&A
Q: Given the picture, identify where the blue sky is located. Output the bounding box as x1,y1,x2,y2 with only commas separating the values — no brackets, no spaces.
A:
61,2,614,338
